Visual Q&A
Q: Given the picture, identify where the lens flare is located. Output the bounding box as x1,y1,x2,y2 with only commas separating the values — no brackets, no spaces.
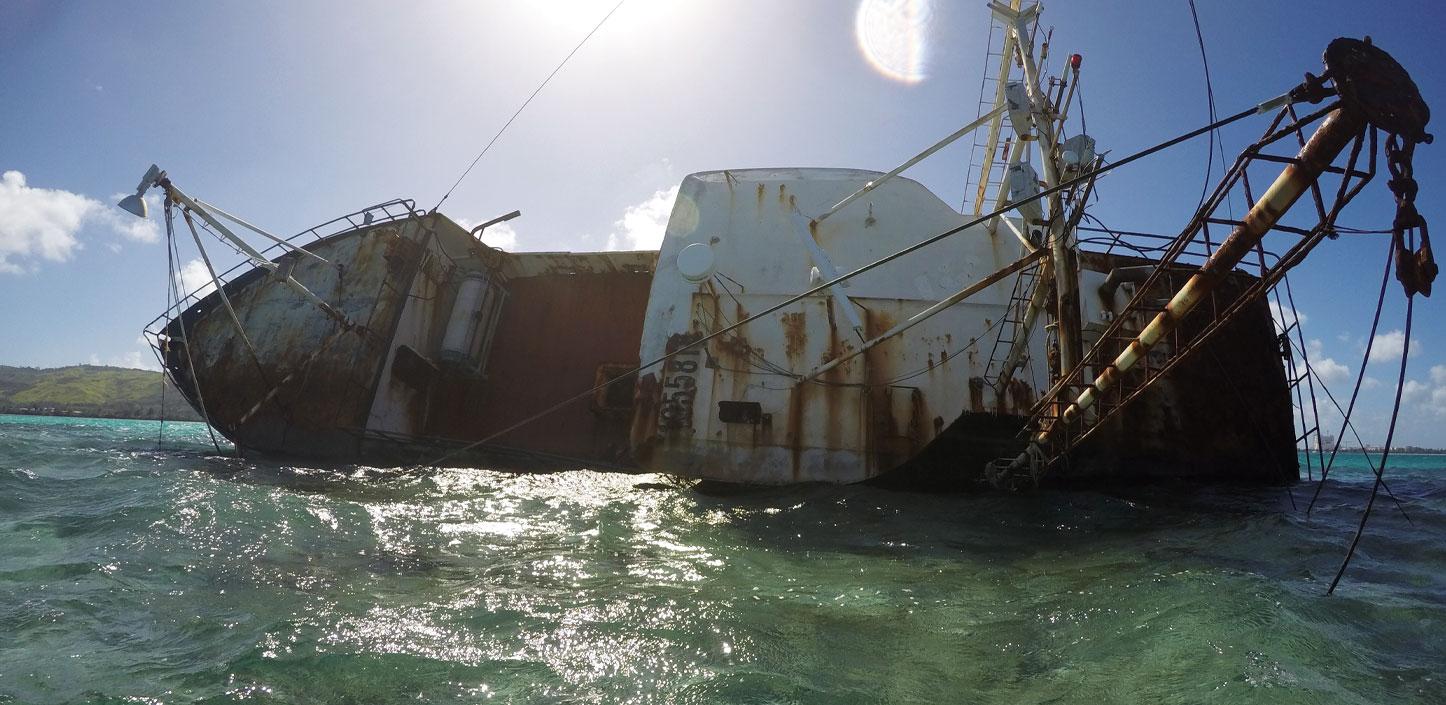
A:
855,0,931,84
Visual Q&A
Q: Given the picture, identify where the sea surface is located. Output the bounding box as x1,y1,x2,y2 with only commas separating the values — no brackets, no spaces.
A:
0,414,1442,704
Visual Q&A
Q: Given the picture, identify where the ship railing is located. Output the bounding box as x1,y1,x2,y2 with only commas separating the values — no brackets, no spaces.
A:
1075,225,1285,270
143,198,420,340
1009,96,1379,484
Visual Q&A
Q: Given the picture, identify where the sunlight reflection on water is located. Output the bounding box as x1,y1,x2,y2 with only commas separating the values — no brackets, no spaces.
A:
3,415,1445,704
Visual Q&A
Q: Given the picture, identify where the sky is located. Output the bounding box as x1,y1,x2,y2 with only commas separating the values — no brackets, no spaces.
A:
1,0,1444,445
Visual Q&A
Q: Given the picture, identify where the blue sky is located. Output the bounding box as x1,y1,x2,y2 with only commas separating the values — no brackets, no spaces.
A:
2,0,1443,445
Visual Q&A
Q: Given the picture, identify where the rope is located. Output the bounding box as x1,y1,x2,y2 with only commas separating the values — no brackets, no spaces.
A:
1279,314,1412,524
432,0,625,212
1287,335,1411,524
164,202,224,455
157,209,175,452
1327,292,1413,595
420,101,1269,468
1186,0,1219,214
1307,240,1393,516
1328,129,1433,592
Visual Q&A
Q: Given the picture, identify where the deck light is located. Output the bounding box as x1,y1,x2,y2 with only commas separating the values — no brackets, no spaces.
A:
117,164,163,219
469,209,522,238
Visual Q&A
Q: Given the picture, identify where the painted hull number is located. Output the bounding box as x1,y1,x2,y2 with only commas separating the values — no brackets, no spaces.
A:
659,333,702,431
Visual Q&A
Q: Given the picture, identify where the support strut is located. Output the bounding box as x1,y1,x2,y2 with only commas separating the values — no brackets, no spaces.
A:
1008,106,1367,476
999,36,1432,484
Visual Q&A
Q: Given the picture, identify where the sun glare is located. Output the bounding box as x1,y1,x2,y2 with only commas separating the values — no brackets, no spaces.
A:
522,0,675,36
855,0,931,84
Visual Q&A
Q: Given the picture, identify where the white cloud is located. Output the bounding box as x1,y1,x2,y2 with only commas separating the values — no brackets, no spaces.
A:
1431,386,1446,415
1268,301,1306,331
1420,365,1446,418
123,334,160,371
1402,379,1427,404
606,185,679,251
111,350,159,371
1367,329,1421,364
0,170,89,271
1302,338,1349,385
175,257,217,298
479,221,518,250
453,217,521,251
1362,376,1381,390
89,336,160,371
104,192,162,243
0,170,159,273
1314,356,1350,385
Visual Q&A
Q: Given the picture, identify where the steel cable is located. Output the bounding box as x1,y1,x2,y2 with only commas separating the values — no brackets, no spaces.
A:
1307,241,1394,516
164,204,225,455
422,100,1271,468
433,1,625,212
1327,291,1414,595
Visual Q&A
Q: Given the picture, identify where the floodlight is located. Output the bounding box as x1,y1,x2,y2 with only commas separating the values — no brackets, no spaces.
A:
117,193,147,218
117,164,164,219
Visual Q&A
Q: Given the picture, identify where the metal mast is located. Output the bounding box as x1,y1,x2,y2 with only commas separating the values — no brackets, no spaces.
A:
993,37,1434,486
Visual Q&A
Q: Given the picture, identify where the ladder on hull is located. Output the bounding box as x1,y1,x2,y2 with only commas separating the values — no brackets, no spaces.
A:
982,258,1042,391
990,96,1380,486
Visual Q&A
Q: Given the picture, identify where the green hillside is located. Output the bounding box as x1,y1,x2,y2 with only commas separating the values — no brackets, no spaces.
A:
0,365,201,421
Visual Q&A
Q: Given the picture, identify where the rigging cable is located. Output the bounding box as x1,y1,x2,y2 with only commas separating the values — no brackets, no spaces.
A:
421,100,1272,468
1308,241,1395,516
1327,291,1414,595
1186,0,1219,214
1285,289,1411,523
432,0,626,212
699,278,799,381
164,203,225,455
708,269,1013,388
157,207,175,451
1327,126,1436,591
1075,67,1087,137
884,313,1006,386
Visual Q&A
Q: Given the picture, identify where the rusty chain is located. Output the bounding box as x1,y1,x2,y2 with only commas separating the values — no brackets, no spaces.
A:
1386,134,1437,297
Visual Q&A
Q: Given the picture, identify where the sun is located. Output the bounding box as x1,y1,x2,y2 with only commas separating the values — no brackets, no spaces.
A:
855,0,932,84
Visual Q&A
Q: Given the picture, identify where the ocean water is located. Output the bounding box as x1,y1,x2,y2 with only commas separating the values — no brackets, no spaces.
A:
0,414,1442,704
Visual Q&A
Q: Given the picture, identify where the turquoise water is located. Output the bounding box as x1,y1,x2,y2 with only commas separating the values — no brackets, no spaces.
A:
1,414,1443,704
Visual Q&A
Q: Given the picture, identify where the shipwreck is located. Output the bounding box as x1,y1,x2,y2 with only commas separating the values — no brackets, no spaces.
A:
128,4,1432,490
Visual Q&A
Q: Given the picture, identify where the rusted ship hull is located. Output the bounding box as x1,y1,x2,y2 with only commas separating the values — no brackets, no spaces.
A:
152,174,1296,489
626,168,1296,487
157,204,654,469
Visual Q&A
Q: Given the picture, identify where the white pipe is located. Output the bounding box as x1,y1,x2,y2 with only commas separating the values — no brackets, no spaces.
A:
179,208,263,367
194,198,330,266
801,250,1044,382
815,105,1007,225
993,213,1038,252
168,189,275,272
993,257,1052,394
790,211,866,341
170,186,354,329
987,138,1028,233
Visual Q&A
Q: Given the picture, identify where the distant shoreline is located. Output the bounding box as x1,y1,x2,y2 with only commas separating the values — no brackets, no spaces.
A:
0,410,204,423
0,364,201,422
1317,449,1446,456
